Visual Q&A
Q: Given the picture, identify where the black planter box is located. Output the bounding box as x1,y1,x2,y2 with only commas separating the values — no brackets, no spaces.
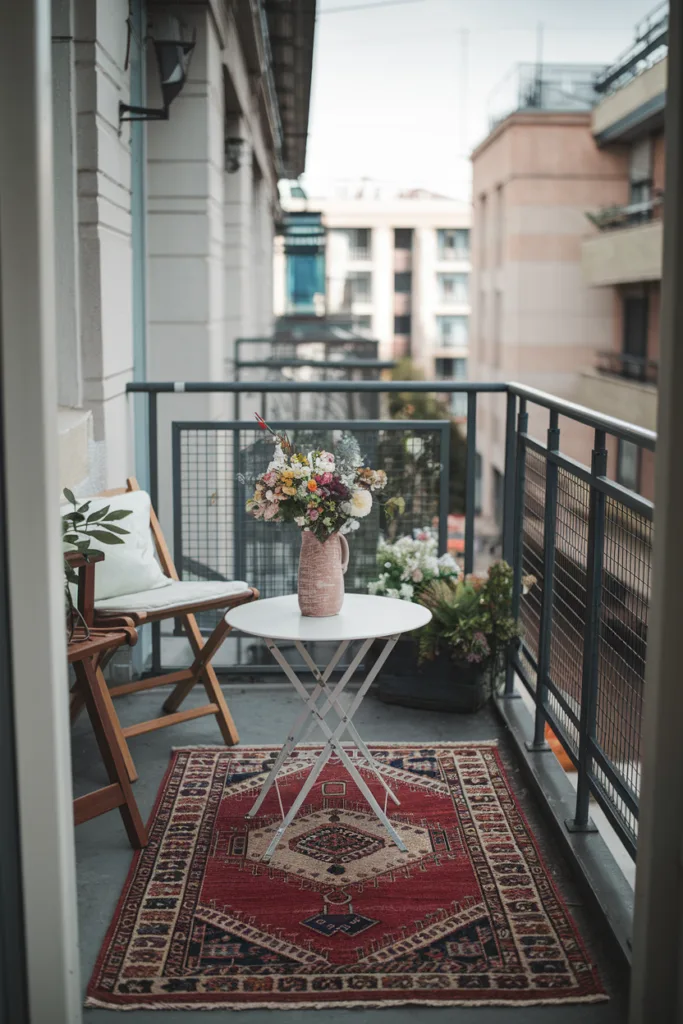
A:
375,638,493,713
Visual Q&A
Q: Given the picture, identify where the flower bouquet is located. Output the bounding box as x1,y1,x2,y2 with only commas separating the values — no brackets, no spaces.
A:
368,528,460,603
246,416,402,616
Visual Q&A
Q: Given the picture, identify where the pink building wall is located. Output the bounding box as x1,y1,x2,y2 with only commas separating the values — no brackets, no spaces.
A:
470,111,630,522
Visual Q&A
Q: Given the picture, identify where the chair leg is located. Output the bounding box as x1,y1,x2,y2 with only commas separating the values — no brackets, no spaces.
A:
74,658,148,849
162,613,240,746
95,666,139,783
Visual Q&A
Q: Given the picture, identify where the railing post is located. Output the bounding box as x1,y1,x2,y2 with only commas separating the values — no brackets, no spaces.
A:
502,390,517,564
464,391,477,575
438,420,450,556
566,428,606,834
526,411,559,751
148,390,161,673
504,398,528,697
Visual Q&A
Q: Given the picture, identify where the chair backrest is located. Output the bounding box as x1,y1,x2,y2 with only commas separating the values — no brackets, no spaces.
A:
98,478,180,583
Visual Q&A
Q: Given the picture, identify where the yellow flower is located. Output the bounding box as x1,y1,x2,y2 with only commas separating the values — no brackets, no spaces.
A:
282,486,297,496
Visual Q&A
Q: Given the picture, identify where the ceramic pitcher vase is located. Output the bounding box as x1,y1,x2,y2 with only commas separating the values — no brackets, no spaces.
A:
297,530,350,617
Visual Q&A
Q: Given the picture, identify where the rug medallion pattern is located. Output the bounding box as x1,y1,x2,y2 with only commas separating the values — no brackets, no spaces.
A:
86,743,606,1010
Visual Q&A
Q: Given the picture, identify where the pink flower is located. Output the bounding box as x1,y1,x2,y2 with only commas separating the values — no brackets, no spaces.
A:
412,568,424,583
321,472,333,485
308,508,319,521
251,505,263,519
263,471,278,487
263,503,279,521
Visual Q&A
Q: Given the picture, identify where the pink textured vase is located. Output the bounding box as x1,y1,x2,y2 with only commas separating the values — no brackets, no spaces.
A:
297,531,350,617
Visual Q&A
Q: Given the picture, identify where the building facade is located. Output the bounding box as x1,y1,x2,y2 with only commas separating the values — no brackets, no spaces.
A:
54,0,314,502
578,10,667,498
471,16,667,521
275,185,472,414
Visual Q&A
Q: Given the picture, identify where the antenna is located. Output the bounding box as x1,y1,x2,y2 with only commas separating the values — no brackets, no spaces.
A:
535,22,544,106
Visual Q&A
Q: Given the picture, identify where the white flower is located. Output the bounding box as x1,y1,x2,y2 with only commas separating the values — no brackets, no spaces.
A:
294,516,305,527
399,583,414,600
343,488,372,518
384,561,391,569
265,489,274,501
386,588,400,599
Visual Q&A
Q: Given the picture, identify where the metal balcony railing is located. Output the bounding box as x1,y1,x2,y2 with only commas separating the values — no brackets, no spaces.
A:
128,377,655,865
594,0,668,96
586,194,664,231
597,350,659,385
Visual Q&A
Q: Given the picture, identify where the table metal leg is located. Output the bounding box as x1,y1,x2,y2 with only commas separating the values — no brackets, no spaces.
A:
295,640,400,807
245,639,350,819
261,635,404,862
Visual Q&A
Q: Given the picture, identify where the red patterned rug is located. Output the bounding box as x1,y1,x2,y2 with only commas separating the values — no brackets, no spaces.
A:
86,743,607,1010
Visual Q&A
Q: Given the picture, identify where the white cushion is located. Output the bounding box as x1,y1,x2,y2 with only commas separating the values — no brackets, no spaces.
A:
64,490,173,601
95,579,251,614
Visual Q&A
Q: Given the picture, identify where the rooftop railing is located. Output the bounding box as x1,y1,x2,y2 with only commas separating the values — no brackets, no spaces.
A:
128,377,655,865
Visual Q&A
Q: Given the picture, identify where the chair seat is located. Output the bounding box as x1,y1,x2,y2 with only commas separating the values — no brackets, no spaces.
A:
95,579,251,615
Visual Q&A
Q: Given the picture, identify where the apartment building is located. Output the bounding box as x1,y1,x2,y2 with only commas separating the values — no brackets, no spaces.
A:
578,5,667,498
55,0,314,508
275,184,472,415
470,62,636,526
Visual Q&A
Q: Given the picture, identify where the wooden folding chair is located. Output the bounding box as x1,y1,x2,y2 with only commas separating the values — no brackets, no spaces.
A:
84,478,258,780
69,625,148,849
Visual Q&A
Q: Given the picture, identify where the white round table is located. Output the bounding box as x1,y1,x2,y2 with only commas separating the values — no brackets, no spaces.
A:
225,594,431,861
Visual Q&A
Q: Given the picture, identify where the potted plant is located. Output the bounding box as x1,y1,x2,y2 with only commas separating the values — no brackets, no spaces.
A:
373,555,532,713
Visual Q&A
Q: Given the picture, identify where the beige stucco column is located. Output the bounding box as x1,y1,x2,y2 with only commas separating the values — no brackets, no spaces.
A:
629,5,683,1020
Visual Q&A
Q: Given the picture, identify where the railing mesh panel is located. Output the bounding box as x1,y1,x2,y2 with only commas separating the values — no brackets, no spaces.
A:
174,422,447,657
546,469,590,758
595,499,651,848
519,449,545,688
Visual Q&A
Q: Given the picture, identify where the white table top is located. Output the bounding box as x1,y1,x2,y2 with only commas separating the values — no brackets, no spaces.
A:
225,593,431,642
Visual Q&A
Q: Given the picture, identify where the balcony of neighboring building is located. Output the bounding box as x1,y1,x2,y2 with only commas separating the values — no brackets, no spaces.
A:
577,351,658,433
582,196,663,287
592,2,667,146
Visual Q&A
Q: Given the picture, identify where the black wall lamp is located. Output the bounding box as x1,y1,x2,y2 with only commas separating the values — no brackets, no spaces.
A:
225,137,245,173
120,16,196,123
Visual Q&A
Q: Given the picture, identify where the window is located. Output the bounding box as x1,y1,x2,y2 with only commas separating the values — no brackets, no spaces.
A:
394,228,413,250
495,185,504,266
617,440,641,492
346,271,371,302
622,290,649,379
354,315,372,336
436,315,468,348
334,228,371,260
629,138,653,212
394,315,411,335
437,272,469,303
493,290,503,367
474,453,482,515
394,272,412,294
478,194,487,269
437,228,470,260
435,357,467,380
450,393,468,417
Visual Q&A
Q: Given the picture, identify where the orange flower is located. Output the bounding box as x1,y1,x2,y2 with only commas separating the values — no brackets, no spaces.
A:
307,480,317,492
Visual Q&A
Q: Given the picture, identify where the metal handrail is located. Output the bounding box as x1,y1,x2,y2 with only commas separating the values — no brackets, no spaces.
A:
127,378,657,450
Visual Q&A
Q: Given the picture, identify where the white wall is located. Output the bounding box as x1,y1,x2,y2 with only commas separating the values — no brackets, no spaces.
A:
75,0,134,487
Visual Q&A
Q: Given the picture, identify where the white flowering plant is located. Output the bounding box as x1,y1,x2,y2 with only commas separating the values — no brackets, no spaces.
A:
246,415,404,541
367,528,460,602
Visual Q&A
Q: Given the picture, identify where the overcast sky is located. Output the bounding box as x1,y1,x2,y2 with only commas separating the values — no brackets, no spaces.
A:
302,0,661,199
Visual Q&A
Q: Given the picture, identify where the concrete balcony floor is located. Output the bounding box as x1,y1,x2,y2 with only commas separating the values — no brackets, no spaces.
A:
72,684,629,1023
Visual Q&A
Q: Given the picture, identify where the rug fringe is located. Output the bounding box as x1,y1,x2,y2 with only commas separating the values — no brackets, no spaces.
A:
170,740,500,752
85,994,609,1012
